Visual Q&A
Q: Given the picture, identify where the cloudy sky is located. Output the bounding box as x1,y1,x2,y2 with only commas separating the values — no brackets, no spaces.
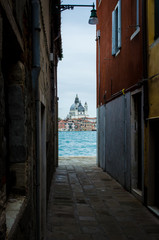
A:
58,0,97,119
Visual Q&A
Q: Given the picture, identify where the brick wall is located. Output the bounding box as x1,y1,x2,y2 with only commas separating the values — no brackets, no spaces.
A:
0,14,7,240
0,0,60,238
0,1,36,239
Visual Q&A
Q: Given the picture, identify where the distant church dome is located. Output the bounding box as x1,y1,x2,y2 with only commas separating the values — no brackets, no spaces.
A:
67,94,88,119
78,102,85,112
75,94,79,104
70,103,76,111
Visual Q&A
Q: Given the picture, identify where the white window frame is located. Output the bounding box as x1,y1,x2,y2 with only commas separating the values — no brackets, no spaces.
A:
112,0,121,56
130,0,140,40
98,0,102,6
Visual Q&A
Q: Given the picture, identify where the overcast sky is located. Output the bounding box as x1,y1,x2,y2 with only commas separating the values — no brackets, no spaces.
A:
57,0,97,119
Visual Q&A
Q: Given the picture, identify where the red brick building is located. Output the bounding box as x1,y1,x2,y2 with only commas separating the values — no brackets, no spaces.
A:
97,0,143,105
96,0,147,200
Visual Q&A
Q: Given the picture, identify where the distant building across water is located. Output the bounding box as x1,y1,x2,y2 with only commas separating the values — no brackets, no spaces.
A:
58,118,97,131
67,94,88,119
58,94,96,131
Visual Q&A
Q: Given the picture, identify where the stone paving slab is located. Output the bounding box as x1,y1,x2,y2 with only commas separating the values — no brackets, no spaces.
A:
47,157,159,240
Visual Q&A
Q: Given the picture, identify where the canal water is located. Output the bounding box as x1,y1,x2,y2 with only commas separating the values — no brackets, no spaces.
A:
58,131,96,156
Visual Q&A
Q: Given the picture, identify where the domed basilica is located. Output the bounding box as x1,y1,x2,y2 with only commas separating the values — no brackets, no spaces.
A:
67,94,88,119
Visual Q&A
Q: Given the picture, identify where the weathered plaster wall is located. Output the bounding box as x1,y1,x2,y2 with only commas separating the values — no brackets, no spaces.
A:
148,76,159,118
40,0,50,50
149,43,159,77
147,0,159,118
144,0,159,207
147,0,155,46
39,5,56,200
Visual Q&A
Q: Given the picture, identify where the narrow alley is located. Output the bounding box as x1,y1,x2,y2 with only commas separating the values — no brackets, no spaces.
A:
47,157,159,240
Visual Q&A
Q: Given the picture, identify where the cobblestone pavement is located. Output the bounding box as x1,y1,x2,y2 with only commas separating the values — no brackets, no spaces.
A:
47,157,159,240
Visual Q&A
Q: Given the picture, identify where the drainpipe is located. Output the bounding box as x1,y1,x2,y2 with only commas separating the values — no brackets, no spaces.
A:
142,0,148,121
142,0,148,205
53,51,58,168
123,91,127,188
31,0,41,239
96,30,100,167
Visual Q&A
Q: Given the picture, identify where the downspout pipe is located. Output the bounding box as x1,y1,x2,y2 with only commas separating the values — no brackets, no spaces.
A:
31,0,41,239
96,30,100,168
142,0,148,206
142,0,148,121
123,92,127,188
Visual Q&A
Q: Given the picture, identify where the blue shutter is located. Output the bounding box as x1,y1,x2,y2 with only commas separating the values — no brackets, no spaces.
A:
118,0,121,48
112,10,116,55
136,0,139,26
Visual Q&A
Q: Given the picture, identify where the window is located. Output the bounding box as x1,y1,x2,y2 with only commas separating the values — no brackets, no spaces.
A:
98,0,102,6
112,0,121,56
130,0,140,40
155,0,159,40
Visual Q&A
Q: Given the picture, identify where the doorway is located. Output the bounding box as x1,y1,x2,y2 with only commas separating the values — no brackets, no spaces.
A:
131,91,143,196
148,120,159,210
40,102,46,239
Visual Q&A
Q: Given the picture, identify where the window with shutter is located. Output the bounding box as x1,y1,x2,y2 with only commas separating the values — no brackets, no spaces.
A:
130,0,140,40
112,0,121,56
118,0,121,48
98,0,102,6
112,10,116,55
